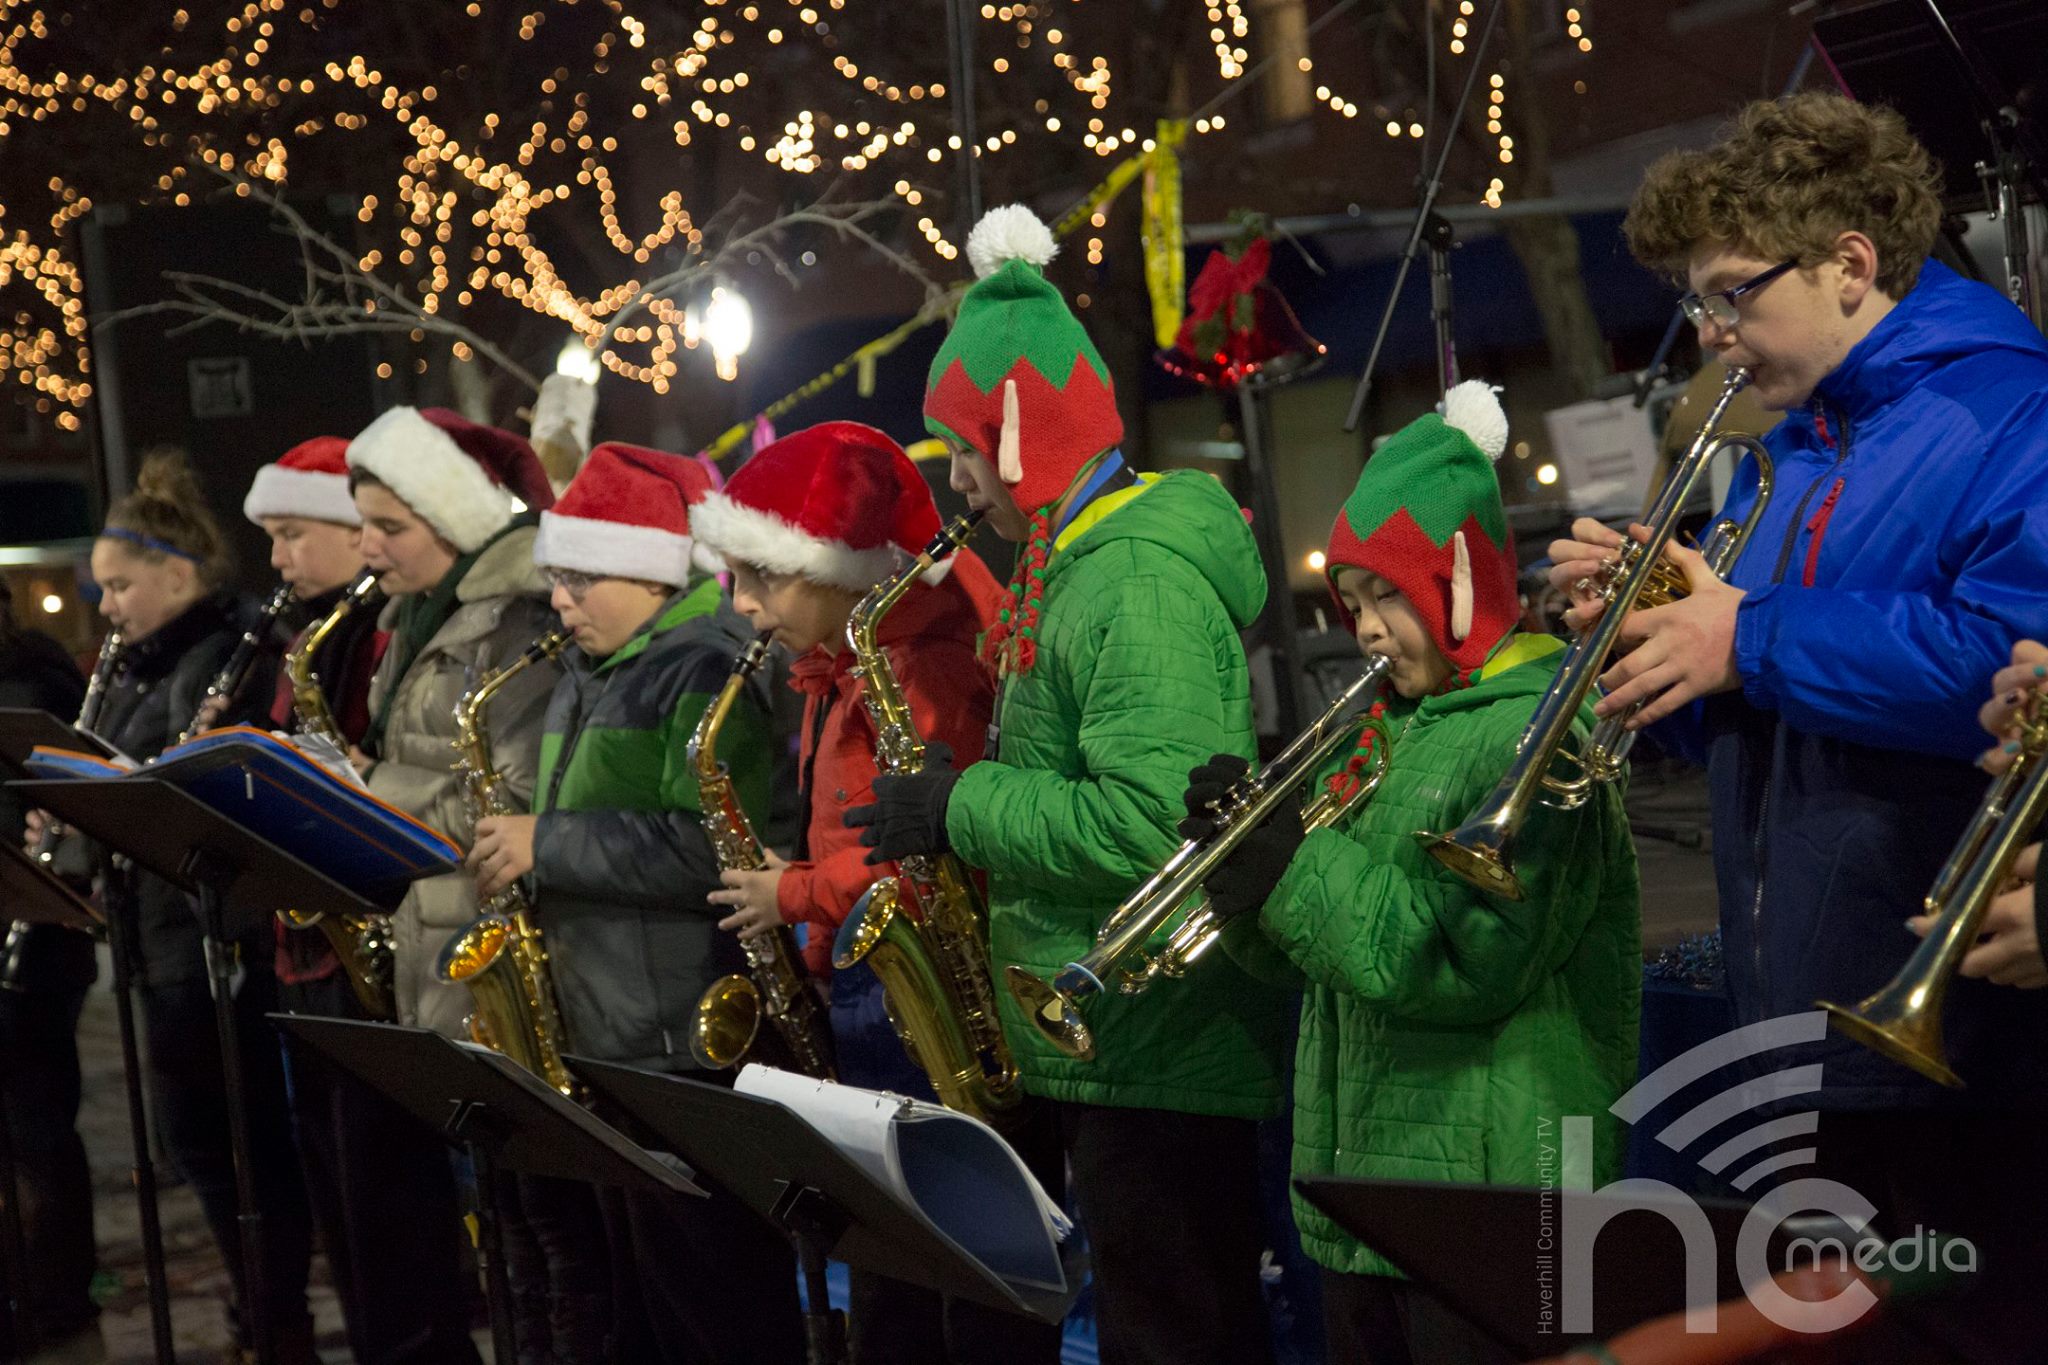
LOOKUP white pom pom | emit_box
[967,205,1058,280]
[1438,379,1509,462]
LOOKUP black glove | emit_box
[845,741,960,864]
[1178,753,1305,922]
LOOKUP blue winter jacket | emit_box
[1704,259,2048,1109]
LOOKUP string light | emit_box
[0,0,1454,411]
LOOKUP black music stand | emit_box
[570,1057,1084,1365]
[271,1018,704,1364]
[0,715,174,1365]
[11,777,417,1365]
[1295,1175,1934,1359]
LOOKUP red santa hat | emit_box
[532,442,722,587]
[690,421,946,591]
[243,436,360,527]
[344,406,555,552]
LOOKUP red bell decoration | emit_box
[1155,233,1325,390]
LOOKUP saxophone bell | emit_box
[833,511,1025,1120]
[687,633,838,1079]
[434,629,575,1093]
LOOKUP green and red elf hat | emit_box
[922,205,1124,517]
[1325,380,1517,675]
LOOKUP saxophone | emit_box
[688,633,837,1078]
[3,629,124,990]
[432,630,575,1096]
[276,570,397,1020]
[832,513,1021,1121]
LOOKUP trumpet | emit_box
[1420,367,1773,901]
[1006,654,1393,1062]
[1819,692,2048,1088]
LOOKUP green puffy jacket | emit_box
[1259,633,1641,1276]
[947,468,1296,1119]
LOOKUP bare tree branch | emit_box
[93,166,946,399]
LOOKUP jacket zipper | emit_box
[540,671,603,815]
[1768,398,1853,586]
[1800,478,1846,588]
[1752,399,1853,996]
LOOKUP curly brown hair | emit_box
[1624,93,1943,299]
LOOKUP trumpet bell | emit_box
[1004,965,1097,1062]
[1418,824,1526,902]
[1818,990,1962,1090]
[691,973,764,1071]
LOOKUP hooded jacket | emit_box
[779,548,1003,978]
[1702,259,2048,1107]
[945,469,1296,1118]
[528,579,773,1071]
[93,592,282,986]
[1259,633,1641,1276]
[362,525,561,1038]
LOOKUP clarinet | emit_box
[176,584,294,745]
[3,628,125,990]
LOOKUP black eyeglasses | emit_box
[1680,259,1798,329]
[543,566,602,600]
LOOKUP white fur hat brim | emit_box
[243,465,361,527]
[346,407,515,552]
[689,492,903,593]
[534,512,699,588]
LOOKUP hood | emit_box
[1388,631,1568,724]
[1047,468,1266,631]
[1812,259,2048,421]
[880,544,1003,650]
[790,545,1004,693]
[455,521,548,604]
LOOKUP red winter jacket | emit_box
[778,548,1002,976]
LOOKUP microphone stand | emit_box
[1343,0,1508,432]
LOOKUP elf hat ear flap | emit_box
[998,378,1023,484]
[1451,529,1473,642]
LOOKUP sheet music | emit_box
[736,1065,1069,1294]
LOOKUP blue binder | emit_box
[25,726,460,893]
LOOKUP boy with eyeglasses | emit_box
[1549,92,2048,1362]
[468,444,802,1358]
[467,441,803,1365]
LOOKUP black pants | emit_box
[610,1181,803,1365]
[142,960,317,1361]
[498,1171,615,1365]
[1318,1272,1517,1365]
[1811,1109,2048,1365]
[1054,1100,1274,1365]
[0,939,98,1351]
[279,970,482,1365]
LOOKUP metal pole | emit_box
[941,0,982,243]
[1237,381,1305,742]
